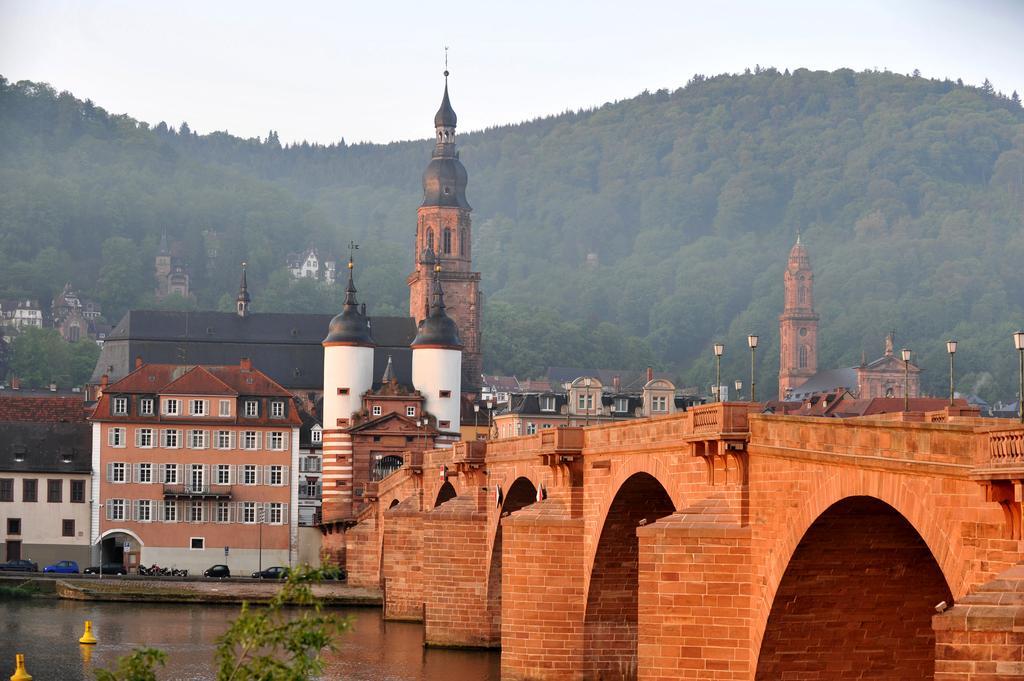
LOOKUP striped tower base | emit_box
[321,428,354,521]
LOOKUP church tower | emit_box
[778,235,819,399]
[408,71,482,392]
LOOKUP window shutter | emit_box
[157,465,166,484]
[255,466,262,486]
[133,463,141,483]
[282,503,288,524]
[178,464,185,484]
[281,432,289,450]
[282,466,289,487]
[106,462,113,482]
[255,432,262,450]
[105,499,112,520]
[134,428,142,447]
[229,431,237,450]
[202,464,209,486]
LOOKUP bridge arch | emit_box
[434,480,457,508]
[486,476,539,643]
[756,494,954,680]
[584,471,676,680]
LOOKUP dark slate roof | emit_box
[787,368,859,400]
[422,156,470,209]
[412,276,462,349]
[91,310,416,390]
[0,422,91,473]
[434,81,457,128]
[501,392,568,417]
[545,367,671,394]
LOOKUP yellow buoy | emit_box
[10,653,32,681]
[79,620,97,645]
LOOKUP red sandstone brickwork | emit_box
[756,496,952,680]
[638,499,753,681]
[585,473,675,680]
[422,490,494,647]
[343,513,379,588]
[502,499,587,680]
[382,500,426,621]
[934,564,1024,680]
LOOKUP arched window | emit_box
[798,286,806,304]
[799,346,808,369]
[460,228,467,256]
[426,229,434,253]
[443,228,452,254]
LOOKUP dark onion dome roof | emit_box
[237,264,251,303]
[422,156,470,209]
[434,81,457,128]
[324,261,374,346]
[412,268,462,349]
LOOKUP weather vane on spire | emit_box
[444,46,449,78]
[348,240,359,267]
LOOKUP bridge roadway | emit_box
[324,402,1024,680]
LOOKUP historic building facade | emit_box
[90,360,300,573]
[407,75,482,392]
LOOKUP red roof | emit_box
[106,362,291,397]
[849,397,969,416]
[0,394,87,423]
[161,365,236,395]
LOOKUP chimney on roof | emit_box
[646,367,654,382]
[613,375,621,391]
[100,374,108,389]
[240,357,252,371]
[11,377,20,390]
[135,356,143,370]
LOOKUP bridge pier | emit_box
[637,506,753,680]
[382,500,425,621]
[501,499,587,680]
[423,489,497,647]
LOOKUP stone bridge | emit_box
[342,402,1024,680]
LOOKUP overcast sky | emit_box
[1,0,1022,145]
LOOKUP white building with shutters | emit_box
[90,360,300,574]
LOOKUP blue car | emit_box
[43,560,80,574]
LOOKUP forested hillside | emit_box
[1,68,1023,399]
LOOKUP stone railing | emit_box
[988,428,1024,465]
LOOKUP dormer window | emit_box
[244,401,258,418]
[112,397,128,416]
[540,396,556,412]
[311,427,322,444]
[164,398,180,416]
[652,396,668,412]
[372,406,382,416]
[140,398,154,416]
[270,401,285,418]
[614,398,629,413]
[189,399,207,416]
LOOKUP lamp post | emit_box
[734,379,743,401]
[901,348,912,411]
[584,377,592,427]
[486,399,494,438]
[473,403,480,440]
[713,343,724,402]
[748,334,759,402]
[1015,331,1024,423]
[946,340,957,407]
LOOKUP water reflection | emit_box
[0,600,499,680]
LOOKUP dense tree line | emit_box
[1,69,1022,399]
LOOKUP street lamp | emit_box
[473,403,480,440]
[946,340,957,407]
[748,334,759,402]
[901,348,912,411]
[713,343,724,402]
[584,377,593,427]
[1014,331,1024,423]
[734,379,743,401]
[486,399,494,438]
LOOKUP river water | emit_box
[0,599,500,680]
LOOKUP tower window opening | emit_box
[799,286,806,304]
[443,228,452,254]
[460,229,467,256]
[799,346,809,369]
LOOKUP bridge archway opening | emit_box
[584,472,675,680]
[487,477,538,643]
[388,498,400,509]
[434,480,457,508]
[756,495,952,680]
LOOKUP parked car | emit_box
[251,566,288,579]
[43,560,80,574]
[83,563,127,575]
[322,565,347,581]
[204,564,230,578]
[0,559,38,572]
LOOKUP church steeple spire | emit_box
[778,234,819,399]
[236,262,251,318]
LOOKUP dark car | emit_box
[251,566,288,579]
[83,563,127,575]
[204,564,230,578]
[0,559,38,572]
[322,565,347,581]
[43,560,80,574]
